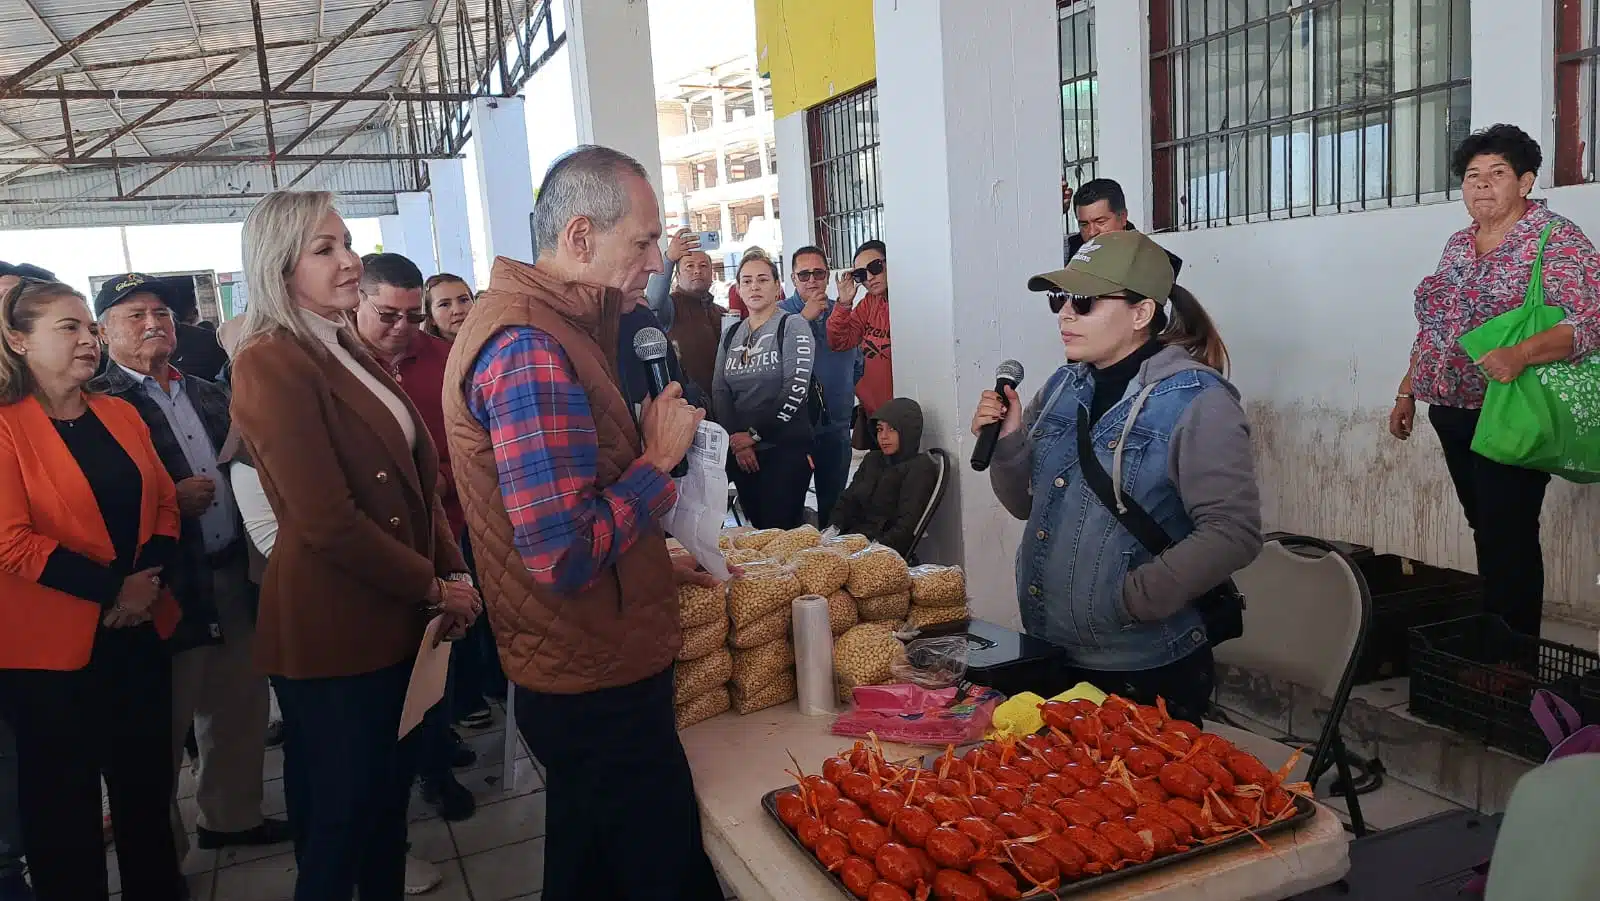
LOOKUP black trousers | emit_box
[730,442,812,530]
[516,668,722,901]
[1059,646,1216,728]
[272,659,416,901]
[0,626,184,901]
[1429,405,1551,637]
[450,527,503,711]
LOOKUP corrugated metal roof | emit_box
[0,0,548,227]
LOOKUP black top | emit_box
[1089,338,1166,427]
[35,407,176,608]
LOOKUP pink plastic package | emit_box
[831,683,1004,745]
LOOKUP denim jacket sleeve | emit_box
[1122,385,1264,622]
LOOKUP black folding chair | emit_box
[903,448,950,565]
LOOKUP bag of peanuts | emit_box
[792,546,851,596]
[833,623,906,704]
[821,532,871,555]
[732,528,783,551]
[826,589,860,636]
[677,616,730,661]
[908,564,967,607]
[907,603,970,630]
[729,605,790,649]
[722,547,768,568]
[718,526,756,551]
[731,638,795,692]
[845,544,911,598]
[674,647,732,704]
[732,668,797,715]
[761,524,823,562]
[678,581,727,630]
[727,561,803,627]
[857,590,910,623]
[675,685,731,730]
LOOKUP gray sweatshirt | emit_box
[712,312,814,447]
[987,345,1263,623]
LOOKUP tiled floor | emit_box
[108,704,739,901]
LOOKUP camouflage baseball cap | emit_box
[1028,230,1175,301]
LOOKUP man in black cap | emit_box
[0,261,53,901]
[88,274,289,865]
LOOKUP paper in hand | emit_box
[399,615,451,738]
[660,420,731,582]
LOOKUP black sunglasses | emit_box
[794,268,829,283]
[1047,290,1128,316]
[851,259,886,284]
[363,298,429,325]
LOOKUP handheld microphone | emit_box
[970,360,1025,472]
[632,327,688,478]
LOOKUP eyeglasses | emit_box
[363,298,428,325]
[1047,290,1128,316]
[794,268,829,283]
[850,259,886,284]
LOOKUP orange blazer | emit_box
[0,393,182,671]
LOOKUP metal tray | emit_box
[760,787,1317,898]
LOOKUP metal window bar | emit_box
[808,83,883,269]
[1060,1,1100,234]
[1555,0,1598,185]
[1150,0,1469,230]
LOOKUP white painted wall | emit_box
[427,159,476,287]
[471,97,538,265]
[522,45,580,194]
[395,192,437,275]
[565,0,664,198]
[378,215,405,257]
[775,111,815,258]
[874,0,1065,630]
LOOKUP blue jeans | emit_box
[810,428,853,527]
[0,719,21,880]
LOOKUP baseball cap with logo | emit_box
[1027,230,1175,302]
[93,272,177,318]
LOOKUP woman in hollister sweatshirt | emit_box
[713,249,815,529]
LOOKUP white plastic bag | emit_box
[660,421,732,581]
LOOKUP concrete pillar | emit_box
[874,0,1064,629]
[471,96,537,264]
[1472,0,1555,187]
[378,215,406,257]
[395,192,436,275]
[719,202,734,243]
[763,192,775,223]
[774,112,815,259]
[427,158,476,286]
[564,0,664,197]
[1094,0,1154,230]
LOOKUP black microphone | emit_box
[970,360,1025,472]
[633,327,688,478]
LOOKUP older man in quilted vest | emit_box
[442,145,722,901]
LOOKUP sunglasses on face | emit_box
[364,298,428,325]
[794,268,829,283]
[1047,290,1128,316]
[851,259,887,284]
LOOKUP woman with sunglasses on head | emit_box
[230,191,481,900]
[0,279,188,900]
[713,249,816,529]
[422,273,475,342]
[827,240,892,418]
[971,231,1262,726]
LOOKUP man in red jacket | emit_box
[827,239,892,416]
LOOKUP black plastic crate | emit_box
[1409,614,1600,761]
[1353,555,1484,683]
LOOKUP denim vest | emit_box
[1015,364,1213,670]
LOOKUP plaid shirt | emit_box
[467,326,677,594]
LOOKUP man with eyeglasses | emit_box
[352,253,483,830]
[779,245,861,524]
[88,273,291,868]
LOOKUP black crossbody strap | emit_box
[1075,405,1174,556]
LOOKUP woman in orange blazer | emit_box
[0,280,187,901]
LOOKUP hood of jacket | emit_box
[872,397,923,462]
[1135,344,1237,401]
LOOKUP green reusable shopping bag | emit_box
[1458,223,1600,483]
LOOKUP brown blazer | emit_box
[230,326,465,680]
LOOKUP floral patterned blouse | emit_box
[1412,200,1600,409]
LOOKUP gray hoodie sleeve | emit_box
[646,258,677,331]
[987,382,1053,521]
[1122,385,1264,623]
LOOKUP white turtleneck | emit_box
[299,309,416,451]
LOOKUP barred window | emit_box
[1060,1,1099,233]
[1151,0,1471,231]
[808,83,883,269]
[1556,0,1598,185]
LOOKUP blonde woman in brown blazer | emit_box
[229,191,481,901]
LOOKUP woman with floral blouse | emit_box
[1389,124,1600,638]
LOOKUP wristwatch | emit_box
[747,427,762,445]
[445,572,473,584]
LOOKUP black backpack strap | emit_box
[1075,405,1173,556]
